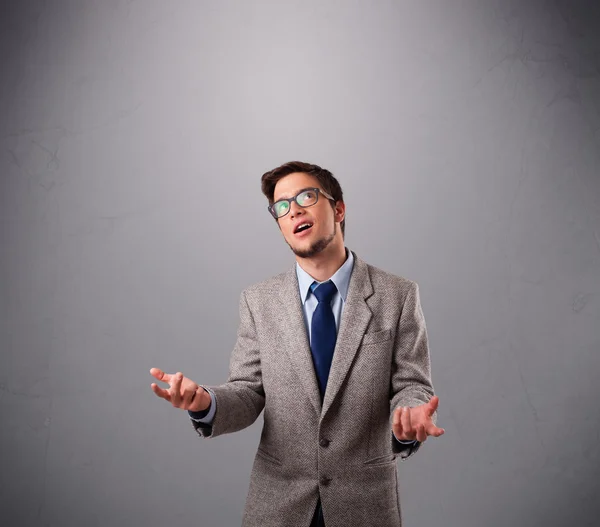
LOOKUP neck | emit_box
[295,238,347,282]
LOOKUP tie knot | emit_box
[313,280,337,303]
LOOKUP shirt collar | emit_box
[296,248,354,305]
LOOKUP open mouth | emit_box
[294,222,314,236]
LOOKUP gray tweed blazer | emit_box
[192,250,437,527]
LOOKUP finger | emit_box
[170,372,183,406]
[151,382,172,402]
[427,395,439,416]
[150,368,172,385]
[401,407,415,440]
[392,407,405,440]
[182,380,199,407]
[425,422,445,437]
[416,423,427,443]
[189,386,207,412]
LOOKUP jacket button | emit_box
[320,476,331,485]
[319,438,330,447]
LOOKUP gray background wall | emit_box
[1,1,599,526]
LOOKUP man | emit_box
[150,161,444,527]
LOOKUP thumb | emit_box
[150,367,172,384]
[427,395,439,415]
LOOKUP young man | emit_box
[150,161,444,527]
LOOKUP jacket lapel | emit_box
[278,251,374,419]
[321,252,373,417]
[279,267,323,417]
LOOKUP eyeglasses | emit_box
[268,187,335,219]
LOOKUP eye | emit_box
[274,201,289,215]
[298,190,315,204]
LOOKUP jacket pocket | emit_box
[361,328,392,345]
[256,447,283,467]
[363,453,397,466]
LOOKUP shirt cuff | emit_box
[393,429,418,444]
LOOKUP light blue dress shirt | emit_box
[190,248,415,445]
[295,248,354,341]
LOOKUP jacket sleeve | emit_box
[191,289,265,439]
[389,281,437,460]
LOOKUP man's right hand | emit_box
[150,367,211,412]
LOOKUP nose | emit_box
[289,199,305,218]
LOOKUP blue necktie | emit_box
[310,280,338,399]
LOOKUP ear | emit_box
[334,200,345,223]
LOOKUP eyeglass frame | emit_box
[268,187,335,219]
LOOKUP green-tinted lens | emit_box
[273,200,289,217]
[297,190,317,206]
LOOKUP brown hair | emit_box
[261,161,345,236]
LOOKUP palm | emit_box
[392,395,445,443]
[149,367,210,412]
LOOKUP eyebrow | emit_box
[275,187,316,202]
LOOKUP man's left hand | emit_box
[392,395,445,442]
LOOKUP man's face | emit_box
[272,172,343,259]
